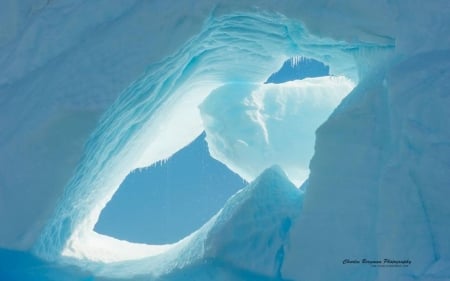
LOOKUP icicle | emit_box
[290,56,303,68]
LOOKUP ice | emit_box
[0,0,210,251]
[203,166,302,277]
[0,0,449,280]
[36,166,299,279]
[0,167,301,281]
[31,11,364,264]
[199,76,355,186]
[282,50,450,281]
[266,57,330,83]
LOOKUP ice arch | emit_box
[33,11,391,269]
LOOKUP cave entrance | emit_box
[94,57,346,245]
[94,132,245,244]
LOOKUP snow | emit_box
[199,76,355,186]
[0,0,449,280]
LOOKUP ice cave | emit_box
[0,1,449,281]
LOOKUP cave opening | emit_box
[94,56,342,245]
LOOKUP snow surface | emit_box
[266,57,330,83]
[0,0,449,280]
[199,76,355,186]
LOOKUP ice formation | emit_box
[0,0,449,281]
[199,77,355,186]
[266,57,330,83]
[283,50,450,281]
[95,132,245,245]
[31,9,364,265]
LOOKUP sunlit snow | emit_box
[200,76,355,186]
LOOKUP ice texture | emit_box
[266,57,330,84]
[0,167,301,280]
[31,11,363,264]
[283,50,450,281]
[0,0,449,280]
[199,77,355,186]
[70,166,300,280]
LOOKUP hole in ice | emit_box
[33,12,361,265]
[94,132,245,244]
[95,56,347,245]
[266,56,330,84]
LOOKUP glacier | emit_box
[0,0,449,281]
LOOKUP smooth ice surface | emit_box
[200,76,355,186]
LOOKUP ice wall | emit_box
[283,50,450,281]
[0,0,213,250]
[60,166,301,280]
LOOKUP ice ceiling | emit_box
[30,10,393,277]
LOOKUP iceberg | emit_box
[32,10,366,265]
[0,0,449,280]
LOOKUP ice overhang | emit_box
[32,11,393,277]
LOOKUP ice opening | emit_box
[31,11,391,277]
[95,132,245,245]
[266,57,330,84]
[94,56,338,246]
